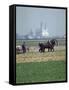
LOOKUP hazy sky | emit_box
[16,6,66,37]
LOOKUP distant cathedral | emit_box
[26,22,49,39]
[38,22,49,38]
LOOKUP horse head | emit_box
[50,39,58,46]
[39,43,44,47]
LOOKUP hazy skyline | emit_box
[16,6,66,37]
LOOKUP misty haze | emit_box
[16,6,66,39]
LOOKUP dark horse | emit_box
[39,39,58,52]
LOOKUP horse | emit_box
[16,44,30,54]
[39,39,58,52]
[16,44,26,54]
[16,45,23,54]
[50,39,58,51]
[39,43,45,52]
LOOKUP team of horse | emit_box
[16,39,58,54]
[39,39,58,52]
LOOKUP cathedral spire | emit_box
[44,23,46,30]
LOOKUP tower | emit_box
[40,22,43,37]
[44,23,46,30]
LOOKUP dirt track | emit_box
[16,46,66,63]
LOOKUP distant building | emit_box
[22,22,49,39]
[35,22,49,39]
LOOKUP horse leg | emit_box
[53,48,54,52]
[48,48,49,52]
[52,47,54,52]
[43,48,45,52]
[39,48,42,53]
[39,48,41,52]
[48,48,50,52]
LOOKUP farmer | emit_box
[22,42,26,53]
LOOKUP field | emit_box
[16,46,65,63]
[16,39,66,84]
[16,61,66,83]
